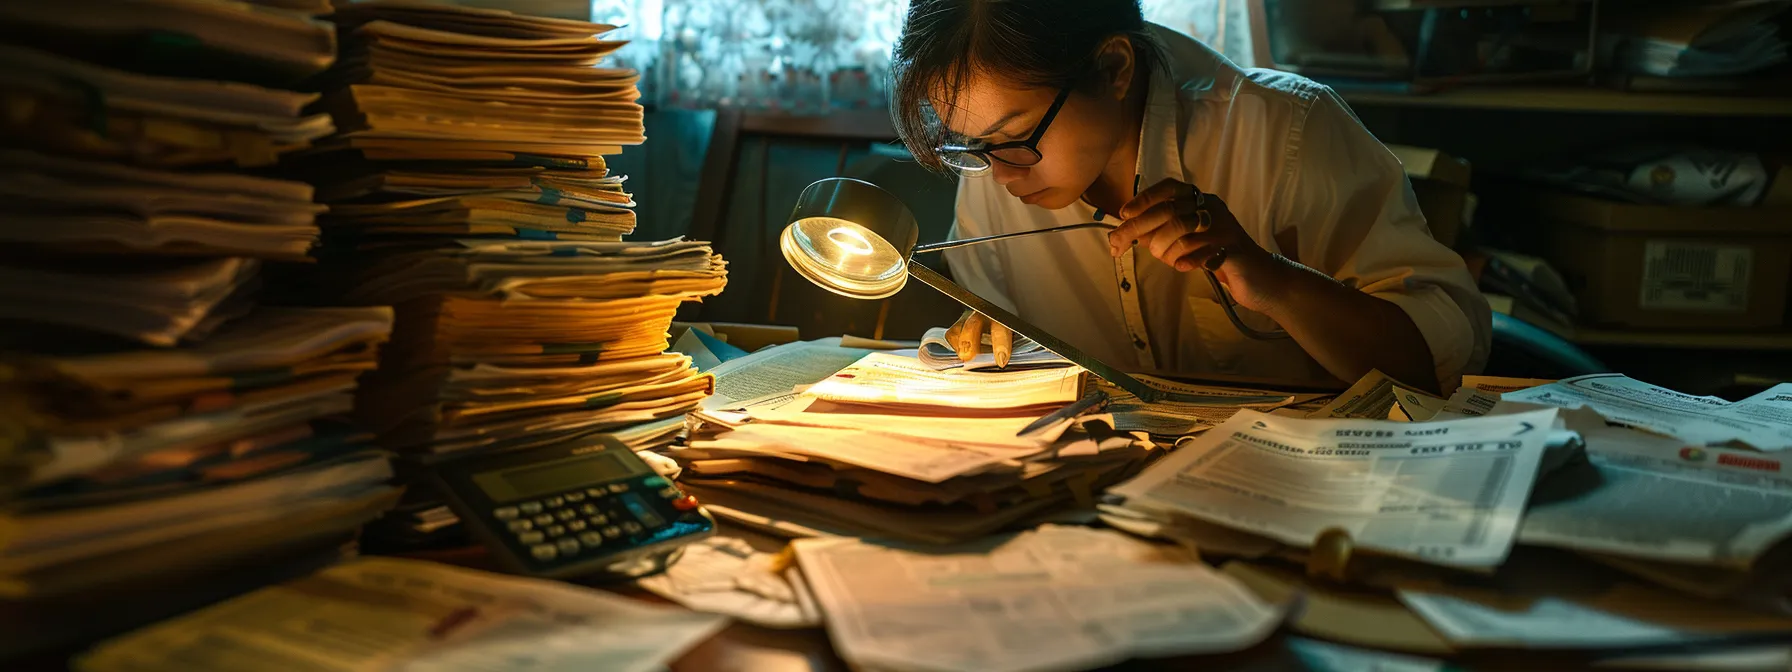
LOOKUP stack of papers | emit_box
[0,308,401,600]
[284,2,725,457]
[309,0,638,164]
[680,351,1163,544]
[74,557,726,672]
[1103,369,1792,661]
[0,11,335,167]
[1605,0,1790,78]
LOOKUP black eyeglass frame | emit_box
[936,84,1074,172]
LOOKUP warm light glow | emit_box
[826,226,875,256]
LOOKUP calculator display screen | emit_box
[471,451,643,502]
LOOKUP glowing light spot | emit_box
[827,226,875,256]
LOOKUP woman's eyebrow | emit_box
[976,109,1029,137]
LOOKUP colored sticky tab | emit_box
[515,228,555,240]
[565,208,586,223]
[549,248,578,257]
[536,186,562,204]
[542,342,605,354]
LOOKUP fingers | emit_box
[1108,200,1182,255]
[958,311,987,362]
[990,321,1012,368]
[1118,178,1195,219]
[945,309,971,359]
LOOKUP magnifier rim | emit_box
[779,220,909,300]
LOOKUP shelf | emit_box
[1538,323,1792,350]
[1340,86,1792,116]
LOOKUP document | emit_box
[635,536,822,629]
[1504,374,1792,450]
[1109,409,1560,568]
[1395,549,1792,649]
[1519,408,1792,567]
[705,338,875,407]
[794,526,1282,672]
[1308,369,1443,420]
[802,352,1083,411]
[75,557,727,672]
[916,327,1071,371]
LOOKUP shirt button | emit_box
[1120,279,1132,292]
[1133,336,1148,350]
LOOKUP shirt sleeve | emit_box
[1269,88,1491,389]
[941,174,1020,314]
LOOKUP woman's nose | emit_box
[990,162,1026,185]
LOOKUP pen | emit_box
[1017,390,1110,437]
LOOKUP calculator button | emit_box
[531,544,557,561]
[658,487,680,499]
[579,503,600,515]
[589,514,609,526]
[507,520,534,533]
[494,507,520,520]
[579,531,604,547]
[557,538,581,554]
[586,488,607,498]
[545,496,564,508]
[556,509,578,521]
[533,514,554,526]
[519,501,543,515]
[546,525,566,538]
[565,491,586,503]
[673,495,701,511]
[622,521,643,534]
[643,476,670,488]
[603,525,622,539]
[567,520,588,532]
[518,531,544,545]
[607,484,628,493]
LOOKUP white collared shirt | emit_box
[943,25,1490,390]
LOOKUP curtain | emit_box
[591,0,1253,112]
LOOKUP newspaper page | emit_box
[1395,549,1792,649]
[1519,407,1792,567]
[75,557,727,672]
[1109,408,1560,568]
[704,338,874,408]
[1504,375,1792,450]
[794,525,1282,672]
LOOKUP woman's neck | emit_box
[1083,69,1151,216]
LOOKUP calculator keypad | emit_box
[498,479,700,566]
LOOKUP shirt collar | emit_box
[1136,54,1187,190]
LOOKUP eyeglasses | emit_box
[937,85,1072,173]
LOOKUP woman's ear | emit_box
[1094,35,1137,100]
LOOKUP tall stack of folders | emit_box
[285,2,726,543]
[0,0,402,657]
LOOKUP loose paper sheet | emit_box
[75,557,726,672]
[1109,408,1559,568]
[794,526,1282,672]
[1518,407,1792,567]
[802,352,1083,410]
[1504,375,1792,450]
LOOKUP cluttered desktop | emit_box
[6,1,1792,671]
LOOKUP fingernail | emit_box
[996,351,1009,368]
[1176,260,1191,271]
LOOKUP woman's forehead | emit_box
[930,71,1060,137]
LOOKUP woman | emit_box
[893,0,1489,393]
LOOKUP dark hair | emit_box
[890,0,1166,171]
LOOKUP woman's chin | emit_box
[1020,189,1076,210]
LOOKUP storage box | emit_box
[1525,190,1792,330]
[1389,145,1473,248]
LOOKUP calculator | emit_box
[429,434,715,579]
